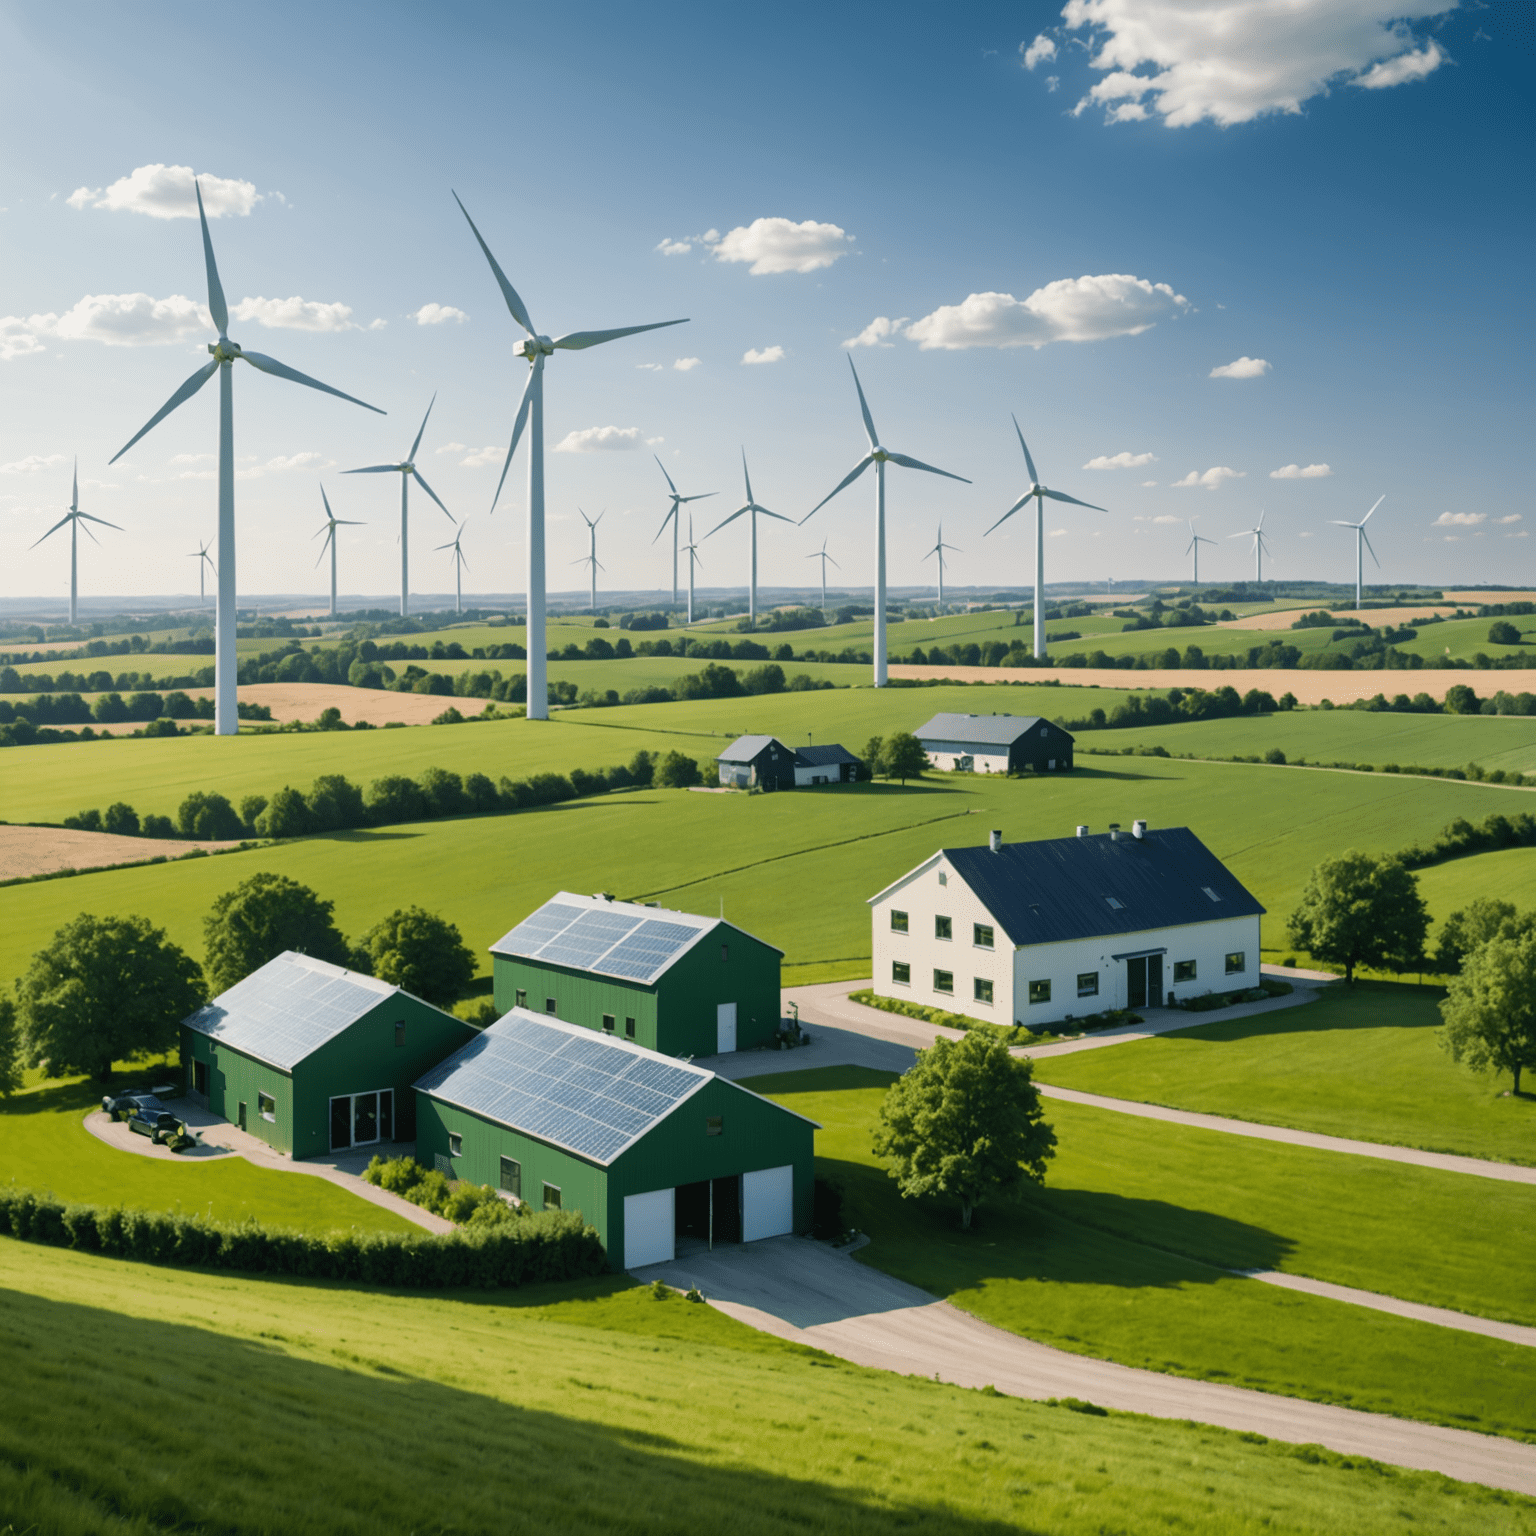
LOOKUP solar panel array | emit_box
[494,898,710,984]
[416,1012,706,1163]
[184,956,389,1070]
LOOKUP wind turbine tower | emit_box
[806,537,839,615]
[109,182,383,735]
[923,524,961,608]
[1185,519,1216,585]
[33,460,120,624]
[802,358,968,686]
[454,193,686,720]
[706,452,793,624]
[572,510,604,614]
[1229,511,1273,585]
[652,455,715,604]
[314,485,363,618]
[1331,496,1384,609]
[682,514,703,625]
[436,520,471,614]
[189,538,215,603]
[984,418,1106,659]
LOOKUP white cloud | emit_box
[655,238,692,257]
[38,293,209,347]
[646,436,665,446]
[461,446,503,468]
[1210,355,1270,379]
[1433,511,1485,527]
[410,303,467,326]
[435,442,467,455]
[553,426,642,453]
[1,453,65,475]
[1152,514,1182,524]
[1269,462,1332,479]
[233,296,377,331]
[1084,450,1157,469]
[1495,514,1522,525]
[0,318,49,360]
[1059,1,1455,128]
[1508,530,1530,539]
[1048,527,1068,537]
[1141,479,1158,487]
[1045,74,1061,92]
[1022,34,1057,69]
[1172,466,1244,490]
[742,345,784,365]
[842,315,910,349]
[709,218,852,275]
[905,274,1189,350]
[672,356,702,371]
[635,363,663,372]
[67,164,259,219]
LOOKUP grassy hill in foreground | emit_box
[0,1242,1523,1535]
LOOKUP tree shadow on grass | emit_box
[0,1286,1025,1536]
[1059,765,1173,782]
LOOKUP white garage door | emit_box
[741,1165,794,1242]
[623,1188,675,1269]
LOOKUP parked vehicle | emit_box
[101,1090,154,1120]
[126,1103,182,1144]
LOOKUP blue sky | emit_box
[1,0,1529,606]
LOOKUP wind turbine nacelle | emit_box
[208,339,242,362]
[518,336,555,359]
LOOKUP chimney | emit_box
[1133,819,1147,840]
[1076,825,1089,838]
[1109,823,1122,842]
[989,829,1003,853]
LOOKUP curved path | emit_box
[634,1236,1536,1497]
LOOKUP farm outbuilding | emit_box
[180,951,477,1159]
[489,892,784,1056]
[717,735,860,789]
[869,822,1264,1028]
[914,712,1075,773]
[414,1009,817,1269]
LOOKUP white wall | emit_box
[919,739,1011,773]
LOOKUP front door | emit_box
[1147,955,1164,1006]
[237,1100,247,1132]
[716,1002,737,1054]
[330,1096,352,1151]
[1126,957,1164,1009]
[353,1092,378,1147]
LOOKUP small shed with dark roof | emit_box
[717,734,798,790]
[793,742,862,785]
[914,712,1075,774]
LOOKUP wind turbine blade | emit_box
[411,468,454,521]
[1362,494,1385,524]
[1362,530,1381,567]
[241,351,385,414]
[1328,520,1357,528]
[452,192,534,334]
[741,449,754,506]
[757,507,795,524]
[342,464,403,475]
[1226,530,1252,540]
[705,505,750,538]
[651,503,678,545]
[1012,415,1039,488]
[409,393,436,463]
[1039,487,1107,512]
[885,451,970,484]
[29,514,72,548]
[76,511,122,530]
[109,359,220,463]
[984,493,1033,537]
[847,356,879,449]
[196,182,229,336]
[491,353,540,513]
[801,455,874,523]
[320,483,335,521]
[314,527,335,567]
[81,520,102,546]
[680,491,717,503]
[654,454,681,497]
[826,552,840,568]
[553,319,687,351]
[71,459,79,511]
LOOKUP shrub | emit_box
[419,767,468,817]
[177,791,243,841]
[308,774,366,830]
[256,785,315,839]
[142,814,176,838]
[366,775,427,824]
[657,751,700,788]
[102,802,140,837]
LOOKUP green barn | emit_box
[414,1008,817,1269]
[180,951,476,1159]
[489,892,783,1057]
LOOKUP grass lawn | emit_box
[0,1063,414,1234]
[1417,845,1536,924]
[1031,982,1536,1165]
[0,1244,1524,1535]
[751,1067,1536,1442]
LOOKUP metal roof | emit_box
[913,712,1071,747]
[796,743,859,767]
[718,734,784,763]
[872,827,1263,947]
[413,1008,713,1165]
[182,952,400,1072]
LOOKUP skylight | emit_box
[1104,896,1124,911]
[1202,886,1222,902]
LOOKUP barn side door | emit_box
[716,1003,737,1053]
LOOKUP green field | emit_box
[754,1068,1535,1441]
[1417,845,1536,922]
[3,1245,1518,1536]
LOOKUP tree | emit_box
[1440,932,1536,1096]
[862,735,884,780]
[1488,621,1521,646]
[1287,850,1429,983]
[357,907,477,1010]
[16,913,204,1080]
[883,730,927,784]
[204,872,351,995]
[628,748,656,787]
[102,802,140,837]
[871,1029,1056,1231]
[256,786,315,838]
[308,774,366,829]
[0,996,20,1096]
[1434,898,1532,974]
[657,751,701,788]
[177,791,243,841]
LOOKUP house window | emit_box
[545,997,557,1015]
[891,909,909,933]
[1104,896,1124,911]
[973,978,993,1004]
[1076,973,1099,998]
[499,1156,521,1199]
[625,1016,636,1039]
[937,871,947,885]
[1202,886,1222,903]
[706,1115,723,1136]
[721,944,729,963]
[935,916,952,941]
[1029,980,1052,1005]
[933,969,954,995]
[973,924,994,950]
[448,1132,462,1158]
[394,1021,406,1047]
[257,1092,276,1122]
[892,961,911,985]
[543,1183,561,1210]
[1225,952,1246,975]
[602,1013,616,1033]
[515,989,527,1009]
[1173,960,1197,983]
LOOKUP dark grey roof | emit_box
[718,734,784,763]
[796,743,859,767]
[914,712,1071,747]
[927,827,1263,947]
[414,1008,711,1165]
[182,952,399,1072]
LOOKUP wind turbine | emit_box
[984,418,1106,659]
[706,452,793,624]
[189,538,216,603]
[1185,519,1216,585]
[923,524,961,608]
[572,510,603,614]
[1229,510,1273,585]
[802,358,968,686]
[682,513,703,625]
[436,520,471,615]
[343,394,452,618]
[806,537,839,615]
[651,455,715,604]
[108,182,383,736]
[1331,496,1384,609]
[454,192,687,721]
[32,460,120,624]
[314,485,363,619]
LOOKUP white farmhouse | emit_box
[868,821,1264,1027]
[913,712,1075,774]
